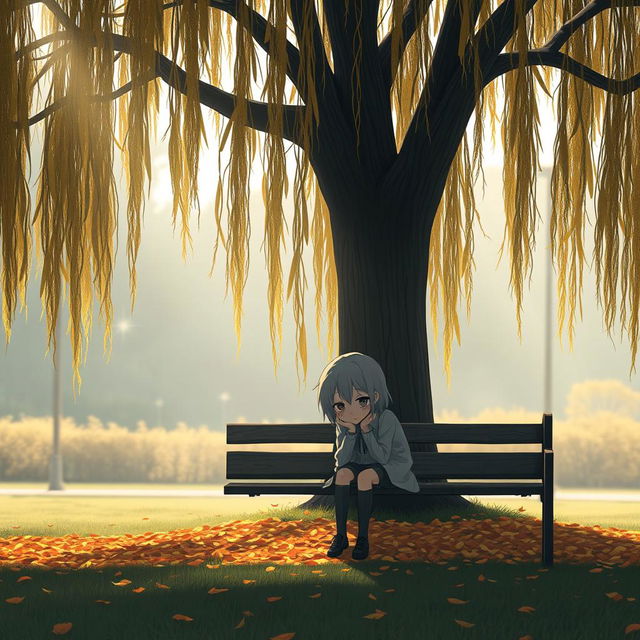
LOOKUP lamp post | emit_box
[48,283,64,491]
[541,166,553,416]
[155,397,164,427]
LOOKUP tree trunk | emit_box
[297,188,474,515]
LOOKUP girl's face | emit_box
[332,387,379,425]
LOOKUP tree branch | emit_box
[542,0,640,53]
[480,0,640,93]
[197,0,304,94]
[287,0,336,96]
[378,0,436,90]
[26,0,304,94]
[426,0,484,107]
[28,1,304,144]
[472,0,540,72]
[483,49,640,95]
[10,68,159,128]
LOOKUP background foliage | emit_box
[1,380,638,487]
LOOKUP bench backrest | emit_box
[226,413,552,481]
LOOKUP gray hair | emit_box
[313,352,392,424]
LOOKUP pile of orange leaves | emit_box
[2,512,639,570]
[2,512,640,637]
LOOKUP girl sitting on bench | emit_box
[315,352,419,560]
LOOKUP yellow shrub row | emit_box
[0,409,638,486]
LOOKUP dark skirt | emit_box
[332,461,393,489]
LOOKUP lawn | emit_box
[0,489,639,639]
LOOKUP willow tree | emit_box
[2,1,639,512]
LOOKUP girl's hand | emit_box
[360,411,375,433]
[336,417,356,433]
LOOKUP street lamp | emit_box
[219,391,230,428]
[116,319,133,335]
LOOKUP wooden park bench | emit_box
[225,413,554,566]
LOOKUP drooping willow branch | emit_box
[484,49,640,95]
[378,0,436,88]
[19,0,305,144]
[23,0,306,91]
[543,0,640,51]
[11,67,158,127]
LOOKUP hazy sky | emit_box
[1,9,637,429]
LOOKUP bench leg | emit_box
[542,454,554,567]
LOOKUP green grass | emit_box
[1,493,639,639]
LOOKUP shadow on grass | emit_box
[228,496,538,527]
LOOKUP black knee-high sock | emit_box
[357,488,373,538]
[334,484,350,537]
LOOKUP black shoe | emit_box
[352,536,369,560]
[327,533,349,558]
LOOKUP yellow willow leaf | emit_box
[52,622,73,635]
[112,579,131,586]
[447,598,469,605]
[265,566,275,572]
[531,65,552,99]
[589,568,604,573]
[242,579,256,584]
[5,597,25,604]
[16,576,32,582]
[384,589,395,593]
[242,610,254,616]
[625,623,640,634]
[41,588,53,594]
[309,593,322,598]
[606,592,624,601]
[132,587,145,593]
[234,618,245,629]
[267,596,283,602]
[363,610,387,620]
[517,606,536,613]
[519,636,534,640]
[155,582,170,589]
[95,600,111,605]
[208,587,229,594]
[172,614,194,621]
[454,619,475,628]
[269,634,296,640]
[405,569,414,575]
[368,593,377,600]
[219,117,233,152]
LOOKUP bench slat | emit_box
[223,481,544,496]
[227,451,543,479]
[227,423,543,444]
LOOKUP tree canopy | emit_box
[2,0,639,397]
